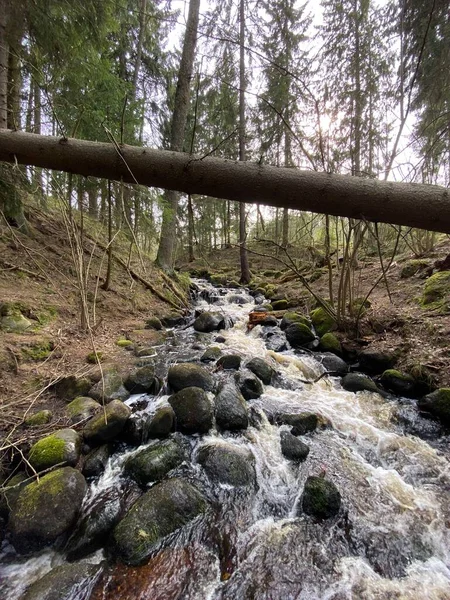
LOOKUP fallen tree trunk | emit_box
[0,129,449,233]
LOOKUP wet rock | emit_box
[66,396,100,424]
[285,323,315,348]
[319,333,342,356]
[144,406,175,439]
[275,412,318,435]
[263,330,288,352]
[24,410,53,427]
[145,316,162,330]
[418,388,450,426]
[29,429,82,472]
[120,414,147,446]
[111,478,207,565]
[168,363,215,392]
[280,431,310,462]
[124,439,185,487]
[301,476,341,519]
[272,299,288,311]
[197,442,256,487]
[310,307,337,337]
[280,312,311,331]
[201,346,223,362]
[358,349,397,375]
[82,444,112,478]
[89,370,130,403]
[341,373,385,396]
[215,335,226,343]
[380,369,416,397]
[261,315,278,327]
[9,467,87,553]
[193,311,224,333]
[65,487,122,561]
[52,376,92,401]
[227,294,248,305]
[319,353,349,375]
[217,354,242,370]
[161,313,185,327]
[169,387,213,434]
[20,563,102,600]
[83,399,131,445]
[245,357,274,385]
[124,365,158,394]
[215,381,249,431]
[235,370,264,400]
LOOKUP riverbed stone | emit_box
[215,381,249,431]
[145,316,162,330]
[245,357,274,385]
[124,365,157,394]
[20,563,102,600]
[310,307,337,337]
[280,312,311,331]
[124,439,185,487]
[380,369,416,397]
[319,333,342,356]
[319,353,349,375]
[217,354,242,370]
[144,406,175,439]
[201,346,223,362]
[358,349,397,375]
[193,312,224,333]
[272,299,288,311]
[52,376,92,401]
[235,370,264,400]
[66,396,100,424]
[111,478,207,565]
[275,412,318,435]
[9,467,87,553]
[301,476,341,519]
[161,312,185,328]
[82,444,112,478]
[197,442,256,487]
[88,370,130,403]
[285,323,315,348]
[418,388,450,426]
[280,431,310,462]
[341,373,385,395]
[169,387,213,434]
[83,399,131,445]
[168,363,215,392]
[29,429,82,472]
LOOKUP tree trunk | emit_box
[0,0,9,129]
[238,0,251,285]
[2,130,450,233]
[155,0,200,271]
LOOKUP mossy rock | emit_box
[168,363,215,393]
[83,399,131,445]
[111,478,207,565]
[24,410,53,427]
[124,439,185,487]
[9,467,87,553]
[319,333,342,355]
[0,473,29,518]
[20,563,102,600]
[86,351,104,364]
[28,429,82,472]
[66,396,100,424]
[418,388,450,426]
[300,476,341,519]
[400,259,433,279]
[210,274,227,286]
[145,316,162,331]
[197,442,256,487]
[272,299,288,311]
[52,376,92,402]
[310,307,337,337]
[116,339,134,348]
[88,369,130,403]
[341,373,385,396]
[261,304,273,312]
[201,346,223,363]
[168,387,213,434]
[264,284,277,299]
[0,302,32,332]
[380,369,416,397]
[280,312,311,331]
[245,357,274,385]
[421,271,450,308]
[21,340,54,361]
[285,323,315,348]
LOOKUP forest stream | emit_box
[1,280,449,600]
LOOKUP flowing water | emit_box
[1,280,449,599]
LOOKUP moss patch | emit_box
[86,351,104,364]
[319,333,341,355]
[29,436,67,470]
[21,340,54,361]
[24,410,53,427]
[421,271,450,309]
[401,259,432,279]
[116,339,134,348]
[310,307,337,336]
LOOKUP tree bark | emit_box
[0,0,10,129]
[1,130,450,233]
[155,0,200,271]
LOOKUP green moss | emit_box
[21,340,53,361]
[283,312,311,327]
[15,469,67,518]
[116,339,134,348]
[272,299,288,311]
[310,307,337,336]
[350,297,371,316]
[0,303,32,332]
[264,284,277,299]
[421,271,450,308]
[35,306,58,326]
[381,369,413,382]
[66,396,99,419]
[210,274,227,286]
[24,410,53,427]
[319,333,341,354]
[145,317,162,331]
[401,259,432,279]
[86,351,104,364]
[29,436,66,470]
[261,304,273,312]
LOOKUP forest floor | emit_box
[1,200,450,460]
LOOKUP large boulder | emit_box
[319,333,342,356]
[285,323,315,348]
[0,303,32,332]
[216,354,242,370]
[341,373,385,396]
[88,369,130,403]
[111,478,207,565]
[280,431,310,462]
[124,365,158,394]
[235,370,264,400]
[24,410,53,427]
[28,429,81,472]
[215,381,249,431]
[280,312,311,331]
[310,307,337,337]
[197,442,256,487]
[20,563,103,600]
[193,312,224,333]
[168,387,213,434]
[9,467,87,553]
[380,369,416,397]
[66,396,100,424]
[83,399,131,445]
[124,439,185,487]
[0,472,29,518]
[319,353,349,375]
[358,350,397,375]
[422,271,450,306]
[245,357,274,385]
[300,476,341,519]
[275,412,318,435]
[168,363,215,393]
[144,406,175,439]
[418,388,450,426]
[52,376,91,401]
